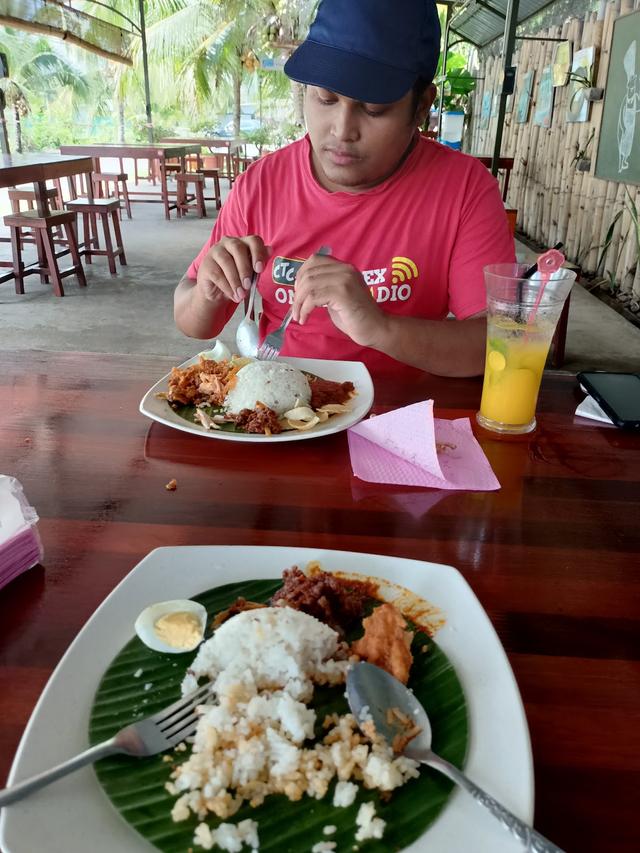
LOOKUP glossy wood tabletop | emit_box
[0,350,638,852]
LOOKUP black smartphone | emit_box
[577,371,640,429]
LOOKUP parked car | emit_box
[213,114,262,138]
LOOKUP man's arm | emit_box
[368,312,486,376]
[174,273,236,339]
[174,236,271,340]
[292,254,487,377]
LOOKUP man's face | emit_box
[304,85,434,193]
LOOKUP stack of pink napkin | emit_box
[348,400,500,490]
[0,475,43,591]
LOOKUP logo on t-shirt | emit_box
[272,256,304,286]
[391,256,418,284]
[270,254,419,304]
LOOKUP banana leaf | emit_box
[89,580,468,852]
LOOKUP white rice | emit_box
[170,607,417,842]
[355,802,386,842]
[223,360,311,416]
[332,780,358,808]
[193,818,259,851]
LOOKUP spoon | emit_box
[346,662,566,853]
[235,271,260,357]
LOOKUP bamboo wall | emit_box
[469,0,640,309]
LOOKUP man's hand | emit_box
[291,252,387,347]
[196,235,271,304]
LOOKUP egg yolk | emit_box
[154,611,202,649]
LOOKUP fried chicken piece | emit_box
[351,603,413,684]
[167,357,238,406]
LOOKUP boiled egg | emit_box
[134,599,207,653]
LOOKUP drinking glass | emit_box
[477,263,576,435]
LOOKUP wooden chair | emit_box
[175,172,207,218]
[548,294,572,369]
[64,198,127,275]
[547,263,579,369]
[475,156,515,202]
[3,209,86,297]
[92,172,132,219]
[196,167,222,209]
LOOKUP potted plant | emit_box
[433,52,477,148]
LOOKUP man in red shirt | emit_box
[175,0,515,377]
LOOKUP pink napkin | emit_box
[347,400,500,490]
[0,475,43,591]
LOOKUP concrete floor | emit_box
[1,172,640,372]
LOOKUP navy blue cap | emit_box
[284,0,441,105]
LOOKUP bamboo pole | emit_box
[564,13,593,256]
[0,15,133,67]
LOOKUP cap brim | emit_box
[284,39,415,104]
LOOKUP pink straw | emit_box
[527,248,565,326]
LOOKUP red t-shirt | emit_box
[187,135,515,374]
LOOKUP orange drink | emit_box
[477,264,576,435]
[479,322,551,429]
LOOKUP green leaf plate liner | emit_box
[89,579,468,852]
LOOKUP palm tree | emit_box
[141,0,318,136]
[0,28,92,151]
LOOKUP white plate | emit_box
[0,547,534,853]
[139,356,374,442]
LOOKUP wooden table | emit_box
[159,137,242,183]
[0,153,94,284]
[59,144,202,219]
[0,351,638,852]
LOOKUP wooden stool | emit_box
[92,172,132,220]
[176,172,207,218]
[65,198,127,275]
[8,187,60,214]
[197,168,222,209]
[3,209,86,297]
[184,153,203,172]
[7,186,66,277]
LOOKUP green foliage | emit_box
[0,0,364,151]
[570,128,595,166]
[20,113,79,151]
[242,123,274,150]
[589,192,640,293]
[434,51,476,112]
[271,120,303,147]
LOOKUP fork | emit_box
[0,681,213,808]
[256,245,331,360]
